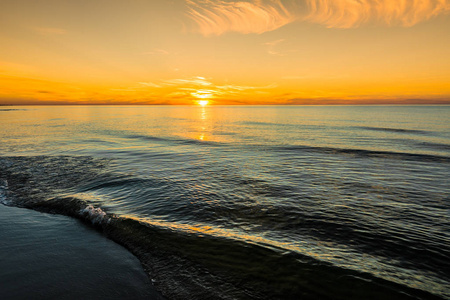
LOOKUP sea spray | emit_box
[0,179,9,205]
[80,204,111,225]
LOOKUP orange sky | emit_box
[1,0,449,105]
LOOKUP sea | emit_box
[0,105,449,300]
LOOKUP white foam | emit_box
[0,179,10,205]
[80,204,110,225]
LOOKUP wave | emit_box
[357,126,431,135]
[0,108,28,111]
[124,134,224,147]
[417,142,450,152]
[208,197,450,276]
[237,123,433,134]
[0,179,9,205]
[0,156,444,299]
[126,134,170,143]
[276,145,450,162]
[125,133,450,163]
[11,197,444,300]
[238,121,280,126]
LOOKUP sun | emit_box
[191,89,213,105]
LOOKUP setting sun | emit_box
[198,100,209,106]
[191,89,213,100]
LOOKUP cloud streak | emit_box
[138,77,212,89]
[185,0,450,35]
[141,49,170,55]
[185,0,295,35]
[135,76,278,101]
[305,0,450,28]
[163,76,213,86]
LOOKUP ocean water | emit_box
[0,105,449,299]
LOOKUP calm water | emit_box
[1,106,449,299]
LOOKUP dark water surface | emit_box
[0,204,163,299]
[1,106,449,299]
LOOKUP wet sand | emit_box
[0,204,164,300]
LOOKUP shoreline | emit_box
[0,203,164,300]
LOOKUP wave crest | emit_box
[0,179,9,205]
[80,204,110,225]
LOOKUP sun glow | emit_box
[0,1,448,106]
[192,89,213,99]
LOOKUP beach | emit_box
[0,203,163,299]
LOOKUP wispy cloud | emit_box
[264,39,286,56]
[216,83,277,92]
[264,39,285,47]
[138,77,212,89]
[163,76,213,86]
[185,0,450,35]
[141,49,170,55]
[134,76,277,100]
[190,89,217,98]
[185,0,295,35]
[138,82,162,88]
[33,27,67,35]
[304,0,450,28]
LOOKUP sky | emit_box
[0,0,449,105]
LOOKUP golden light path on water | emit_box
[122,213,334,263]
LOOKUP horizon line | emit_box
[2,104,449,106]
